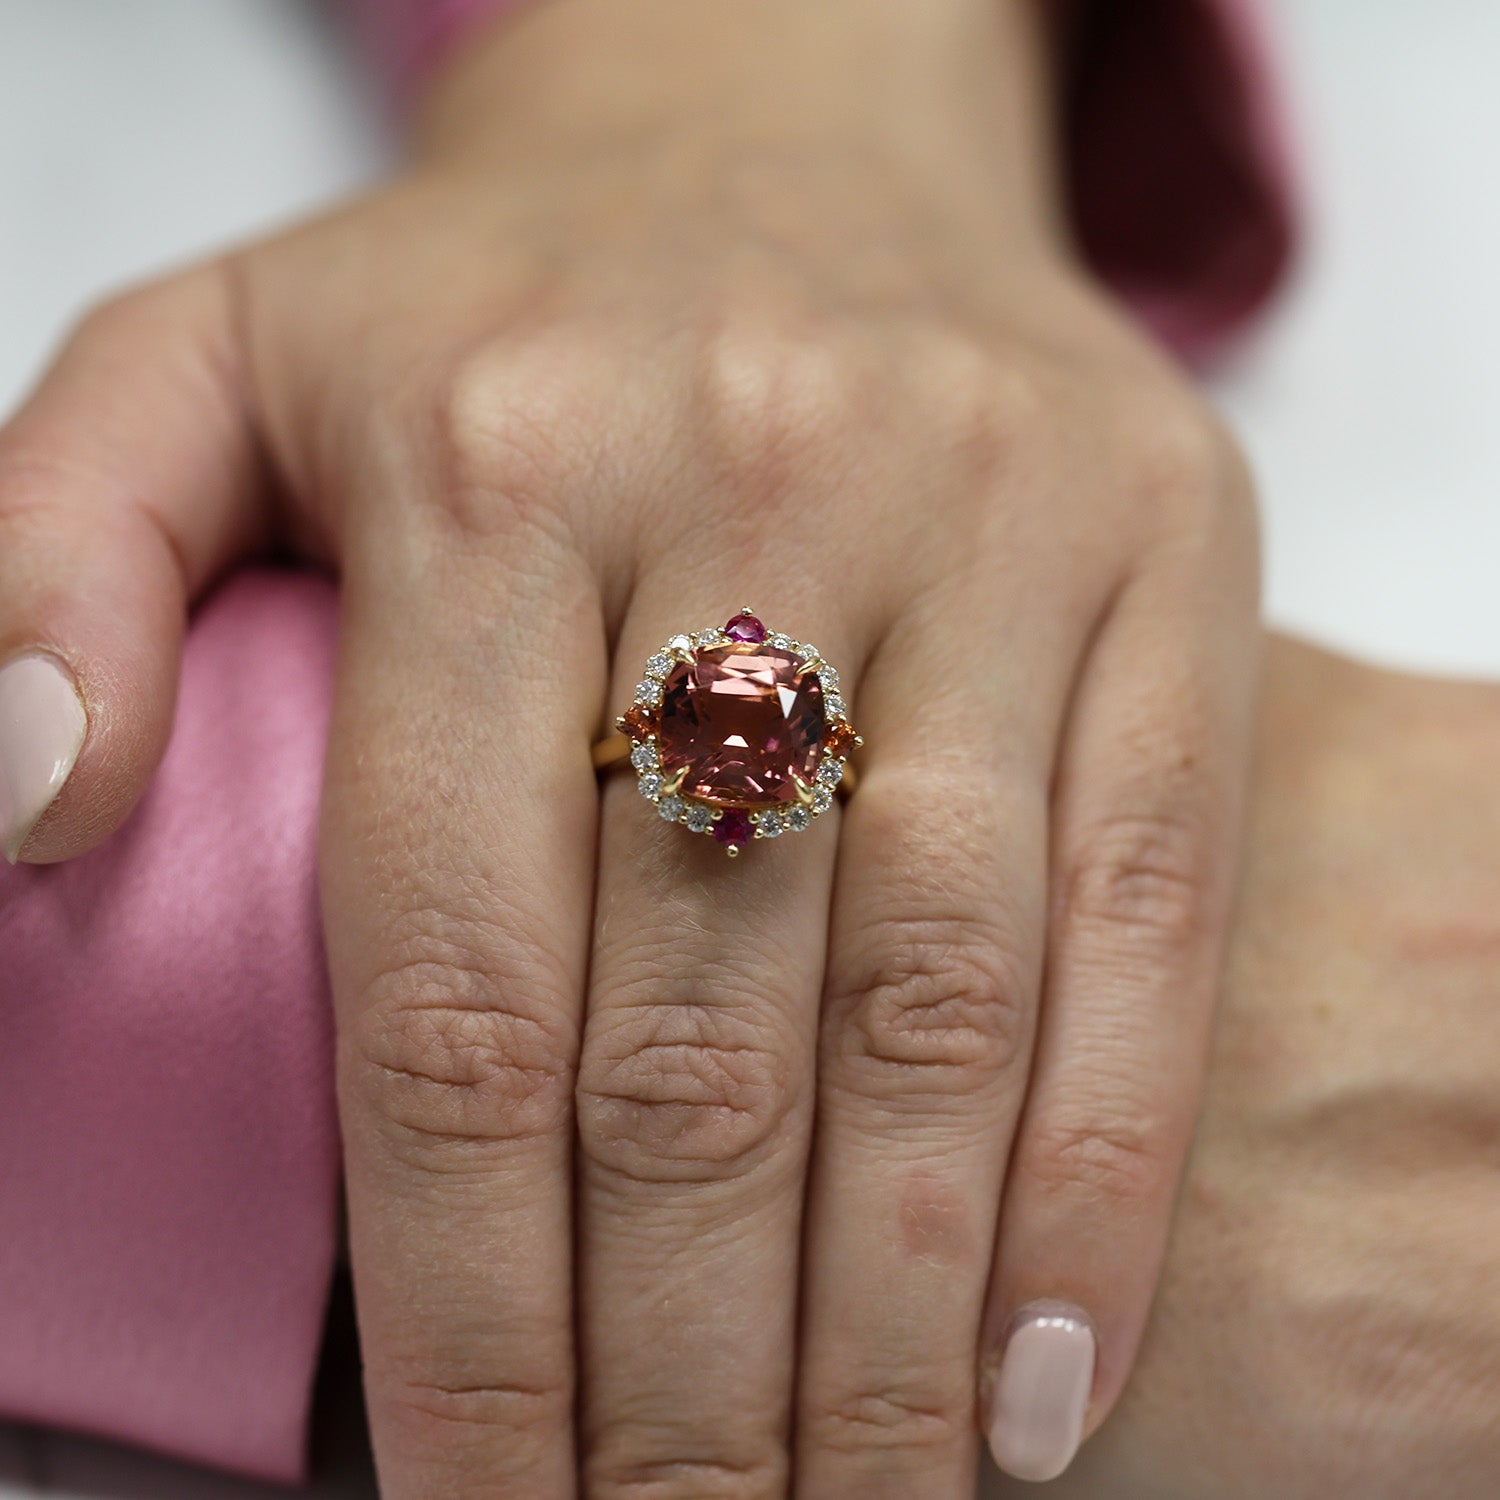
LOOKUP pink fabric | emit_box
[0,0,1299,1484]
[0,575,340,1483]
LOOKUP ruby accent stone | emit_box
[713,809,753,849]
[724,612,767,644]
[659,642,824,806]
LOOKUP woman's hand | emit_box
[989,639,1500,1499]
[0,1,1259,1493]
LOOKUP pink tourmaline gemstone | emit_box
[724,612,767,644]
[713,809,753,849]
[659,642,824,806]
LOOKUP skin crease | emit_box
[0,2,1262,1495]
[985,638,1500,1499]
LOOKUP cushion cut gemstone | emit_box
[659,642,825,806]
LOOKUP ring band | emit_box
[591,609,862,857]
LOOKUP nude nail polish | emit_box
[0,652,87,863]
[985,1301,1096,1483]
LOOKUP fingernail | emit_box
[0,652,88,863]
[985,1300,1096,1484]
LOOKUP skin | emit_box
[0,2,1261,1494]
[985,639,1500,1498]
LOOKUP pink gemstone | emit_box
[713,809,753,849]
[724,612,767,644]
[659,643,824,806]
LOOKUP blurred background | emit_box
[0,0,1496,1494]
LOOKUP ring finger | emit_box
[576,585,858,1498]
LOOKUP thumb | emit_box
[0,264,265,863]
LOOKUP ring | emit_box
[591,609,862,857]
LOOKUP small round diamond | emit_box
[818,666,840,692]
[644,652,672,679]
[769,633,793,650]
[795,642,817,660]
[636,679,663,705]
[693,629,722,649]
[817,758,844,787]
[631,742,660,772]
[812,787,834,814]
[659,795,685,822]
[684,804,713,834]
[638,772,663,799]
[787,805,811,832]
[668,634,692,653]
[756,810,784,838]
[824,694,847,720]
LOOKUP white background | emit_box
[0,1,1496,1494]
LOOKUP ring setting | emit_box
[608,609,861,856]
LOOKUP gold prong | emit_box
[795,656,827,679]
[725,843,741,858]
[740,605,756,617]
[659,765,688,797]
[791,773,816,807]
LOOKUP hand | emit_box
[0,2,1260,1493]
[985,639,1500,1498]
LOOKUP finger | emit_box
[793,583,1082,1500]
[980,544,1258,1483]
[575,593,850,1499]
[0,268,265,862]
[325,516,604,1499]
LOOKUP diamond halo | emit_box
[615,609,862,856]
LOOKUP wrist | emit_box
[414,0,1064,242]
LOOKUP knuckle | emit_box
[587,1451,781,1500]
[1023,1107,1176,1208]
[378,1370,572,1460]
[418,337,599,549]
[692,295,858,495]
[829,774,1036,1101]
[385,1372,571,1433]
[1131,398,1248,526]
[802,1380,969,1459]
[1062,807,1213,954]
[351,943,576,1160]
[576,985,798,1184]
[831,919,1030,1095]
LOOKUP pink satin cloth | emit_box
[0,0,1297,1483]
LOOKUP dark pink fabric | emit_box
[0,0,1298,1483]
[1063,0,1298,356]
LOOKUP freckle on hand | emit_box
[897,1170,977,1267]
